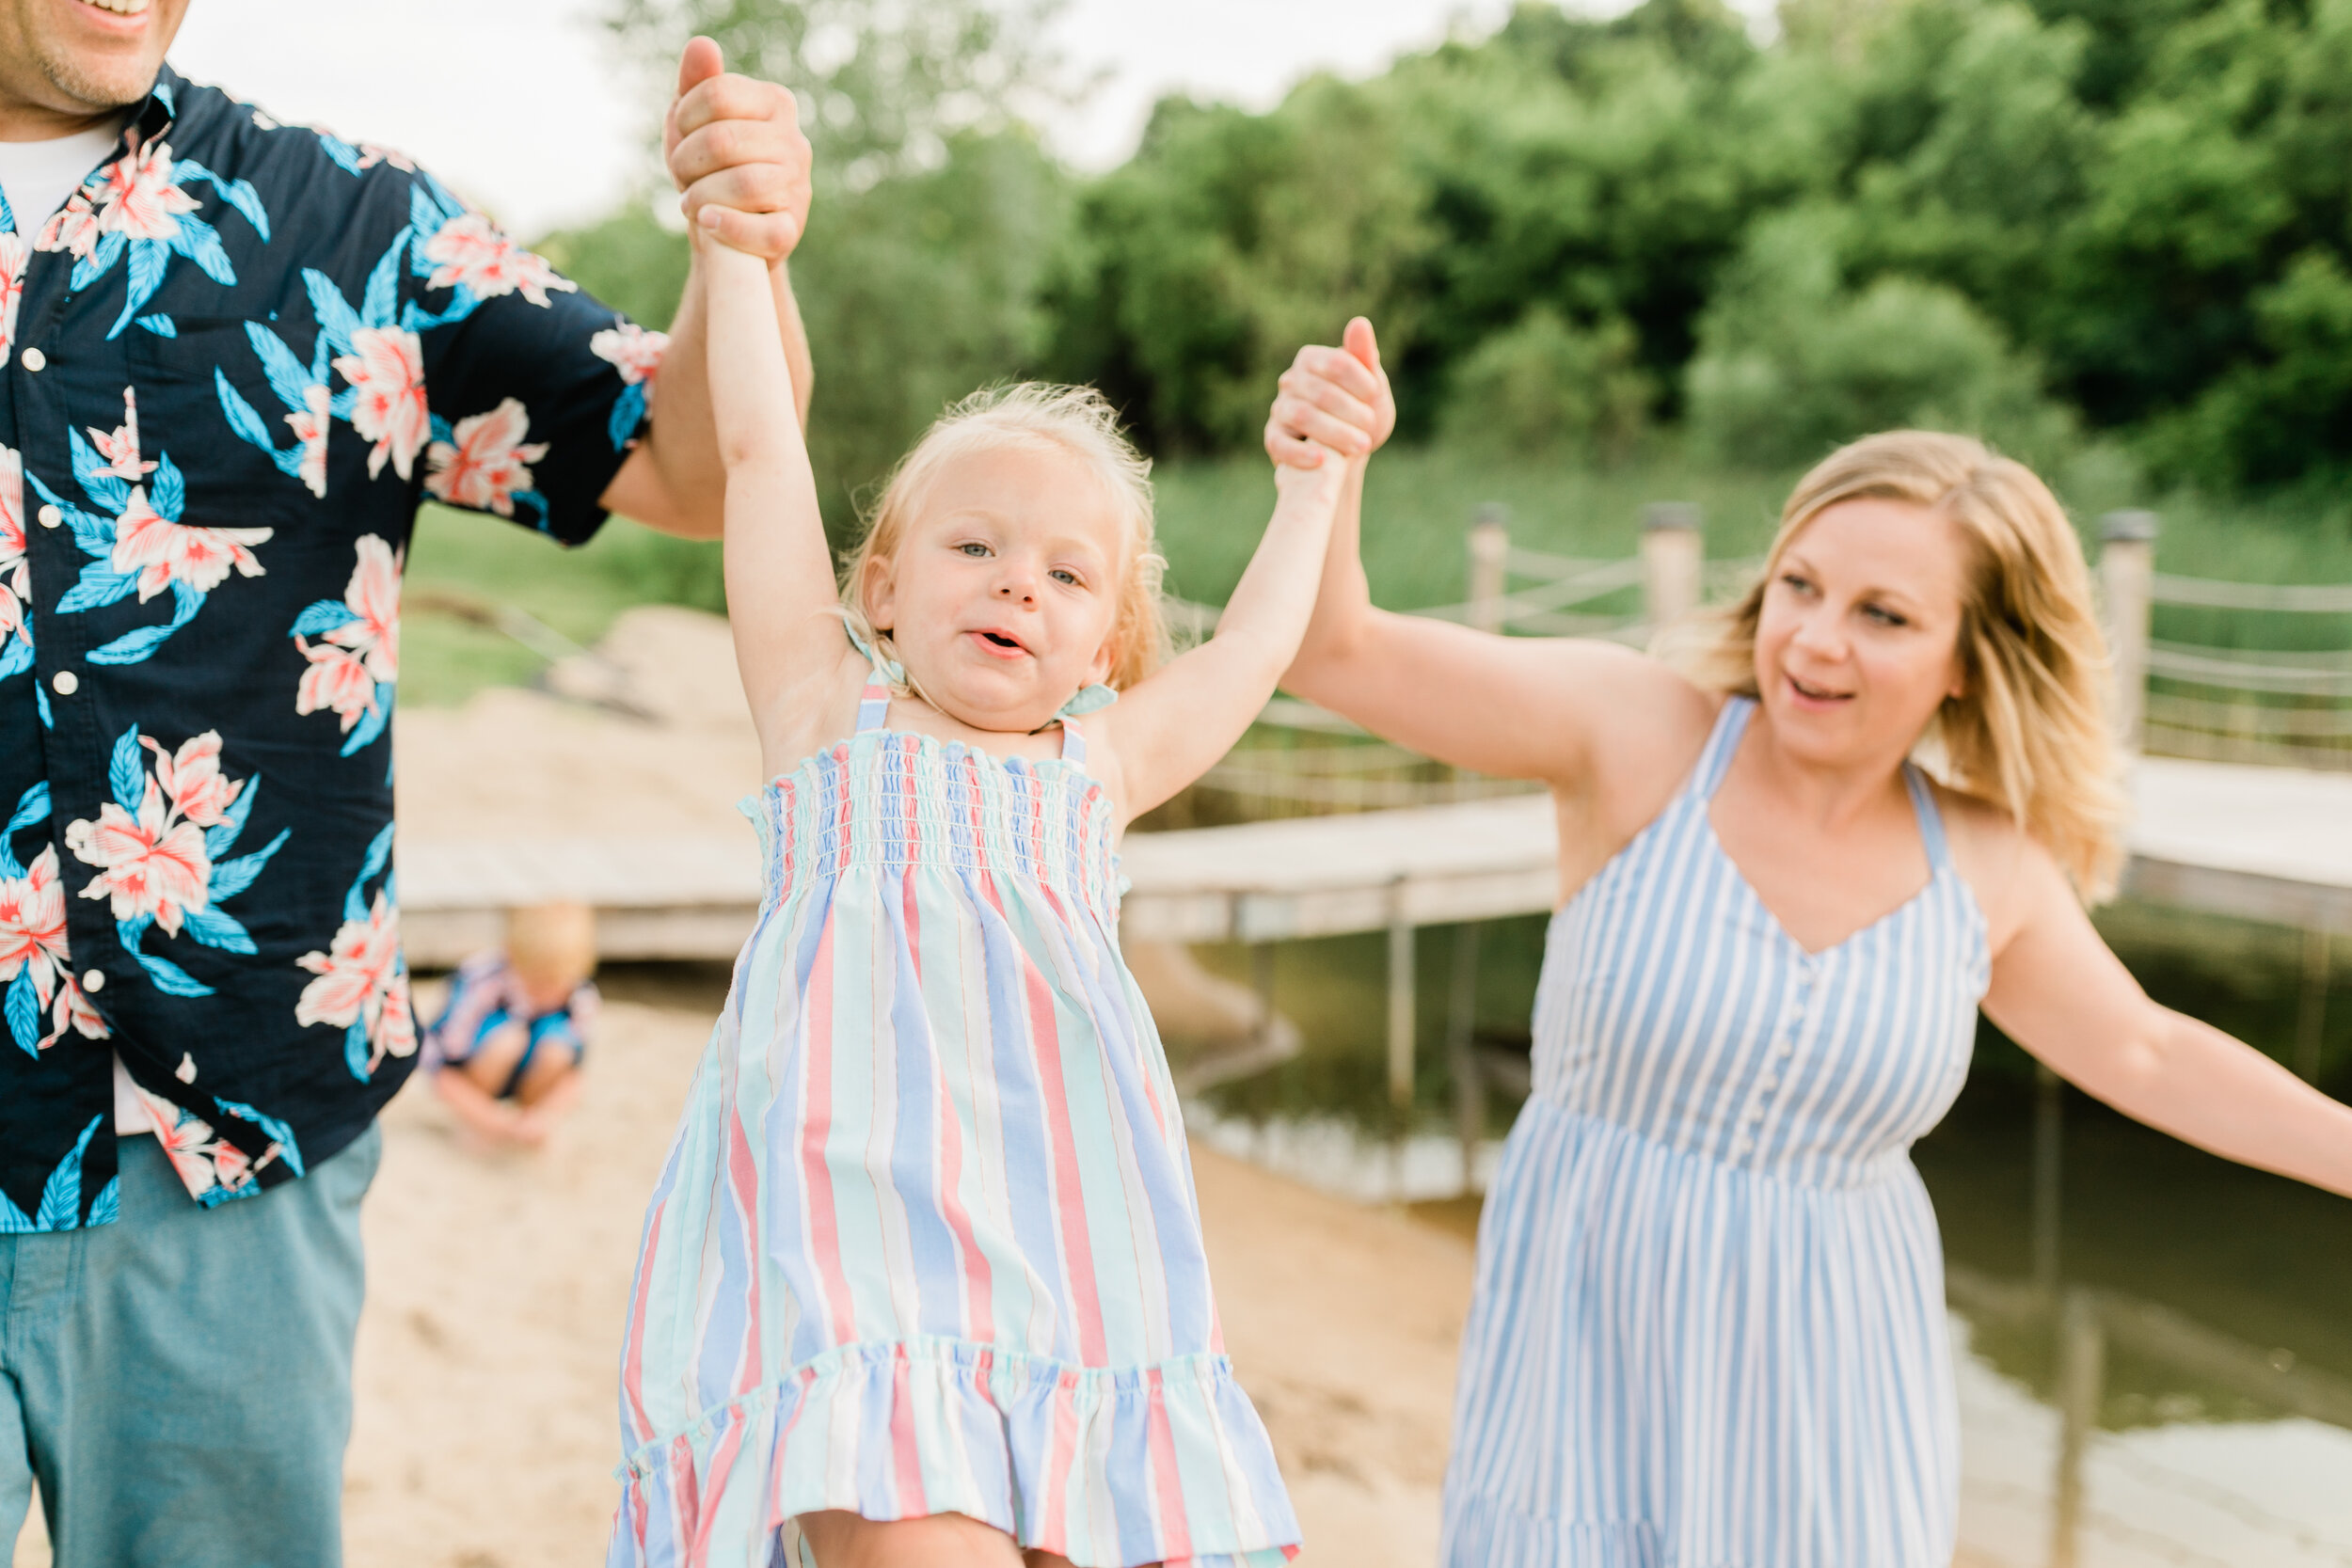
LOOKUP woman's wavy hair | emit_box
[837,383,1169,696]
[1674,431,2127,901]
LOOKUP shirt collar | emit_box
[126,61,183,147]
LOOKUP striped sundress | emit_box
[609,673,1299,1568]
[1443,695,1989,1567]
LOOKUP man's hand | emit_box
[667,37,812,263]
[1266,317,1395,470]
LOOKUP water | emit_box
[1175,899,2352,1567]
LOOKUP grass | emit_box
[399,503,723,707]
[394,445,2352,709]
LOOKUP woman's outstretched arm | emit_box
[1986,839,2352,1197]
[1276,321,1699,791]
[700,222,842,747]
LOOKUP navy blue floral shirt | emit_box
[0,67,668,1228]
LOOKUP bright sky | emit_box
[164,0,1773,238]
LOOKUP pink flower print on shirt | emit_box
[294,535,400,735]
[0,234,25,366]
[0,444,29,669]
[356,144,417,173]
[419,213,575,308]
[0,846,72,1047]
[35,192,100,261]
[287,384,331,499]
[87,387,160,483]
[91,140,201,242]
[65,780,213,937]
[591,322,668,391]
[110,485,272,601]
[296,888,415,1074]
[333,326,428,481]
[137,1088,257,1205]
[423,399,547,516]
[145,730,244,830]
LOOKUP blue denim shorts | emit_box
[0,1122,381,1568]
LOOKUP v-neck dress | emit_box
[610,675,1298,1568]
[1441,696,1990,1567]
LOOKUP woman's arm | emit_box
[1094,442,1355,819]
[1985,839,2352,1198]
[1275,323,1696,789]
[700,223,843,744]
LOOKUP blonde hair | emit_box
[838,384,1169,697]
[1678,431,2128,901]
[504,900,596,990]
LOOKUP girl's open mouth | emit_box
[1788,673,1851,703]
[970,629,1030,658]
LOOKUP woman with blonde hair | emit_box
[1268,322,2352,1567]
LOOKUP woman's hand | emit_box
[1266,317,1394,469]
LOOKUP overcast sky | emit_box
[163,0,1774,237]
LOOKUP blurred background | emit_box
[40,4,2350,1567]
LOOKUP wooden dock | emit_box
[399,754,2352,966]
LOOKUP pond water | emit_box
[1178,898,2352,1568]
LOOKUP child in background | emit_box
[424,900,598,1149]
[605,213,1362,1565]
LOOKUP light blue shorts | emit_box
[0,1122,380,1568]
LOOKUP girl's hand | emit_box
[1272,437,1351,512]
[1265,317,1394,469]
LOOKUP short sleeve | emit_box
[404,175,670,546]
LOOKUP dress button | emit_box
[1758,1074,1780,1092]
[1774,1039,1795,1058]
[19,347,45,372]
[1731,1137,1753,1156]
[1742,1103,1764,1122]
[82,968,104,992]
[36,504,60,529]
[51,670,77,696]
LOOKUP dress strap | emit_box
[855,674,893,734]
[1901,764,1952,871]
[1058,716,1088,767]
[1691,695,1756,800]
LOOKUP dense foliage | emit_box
[562,0,2352,522]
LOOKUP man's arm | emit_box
[599,39,814,541]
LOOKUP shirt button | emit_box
[82,968,104,992]
[1775,1039,1795,1058]
[1743,1103,1764,1122]
[20,347,45,372]
[36,504,60,529]
[51,670,77,696]
[1731,1137,1753,1156]
[1758,1074,1780,1092]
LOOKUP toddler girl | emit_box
[606,221,1357,1566]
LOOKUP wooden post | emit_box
[1468,504,1510,636]
[1251,942,1278,1057]
[2033,1063,2063,1294]
[1641,502,1703,631]
[2100,511,2159,754]
[2048,1289,2106,1568]
[1446,922,1486,1195]
[1388,879,1415,1111]
[1446,505,1509,1173]
[2296,927,2330,1083]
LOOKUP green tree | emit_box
[1438,307,1654,462]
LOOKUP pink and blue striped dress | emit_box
[609,673,1300,1568]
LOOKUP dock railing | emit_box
[1179,503,2352,827]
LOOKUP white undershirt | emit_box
[0,122,120,237]
[0,125,154,1133]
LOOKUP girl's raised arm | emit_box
[700,224,842,741]
[1278,323,1697,791]
[1093,437,1355,822]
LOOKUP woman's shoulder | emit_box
[1925,781,2053,946]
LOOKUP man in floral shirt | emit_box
[0,4,812,1562]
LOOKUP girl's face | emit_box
[1752,498,1971,769]
[865,442,1127,735]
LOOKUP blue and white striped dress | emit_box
[1443,696,1989,1567]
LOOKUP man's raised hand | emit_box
[1265,317,1395,470]
[668,37,813,262]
